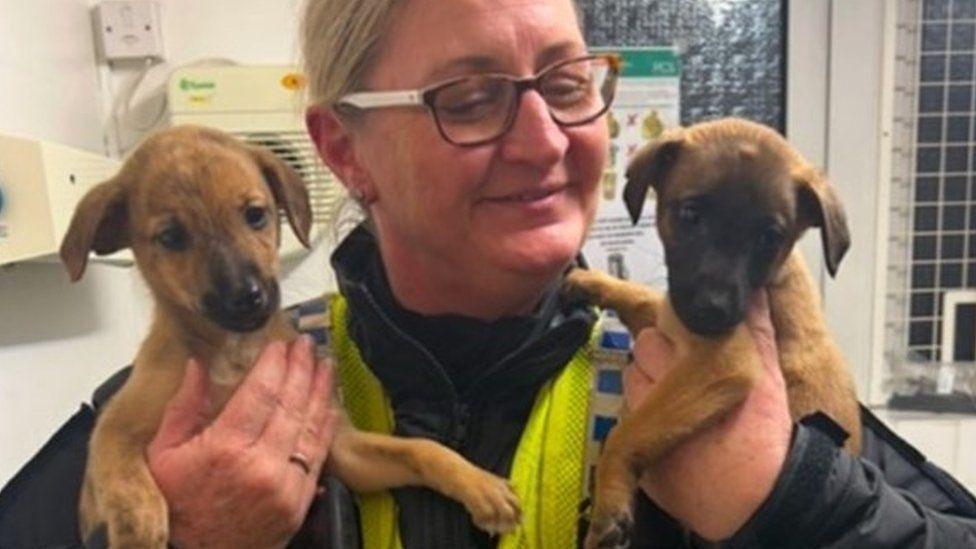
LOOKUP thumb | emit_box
[746,289,775,338]
[150,358,211,451]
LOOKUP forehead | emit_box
[369,0,584,88]
[668,141,796,217]
[136,143,269,212]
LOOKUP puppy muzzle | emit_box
[202,276,280,333]
[672,286,745,336]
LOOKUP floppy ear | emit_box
[623,129,685,225]
[795,166,851,277]
[248,146,312,248]
[59,178,130,282]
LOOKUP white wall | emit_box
[2,0,974,495]
[0,0,332,487]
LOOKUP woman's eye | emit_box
[155,225,190,251]
[245,206,269,230]
[435,80,506,122]
[542,76,590,105]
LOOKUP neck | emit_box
[377,239,561,321]
[150,301,291,387]
[767,250,826,339]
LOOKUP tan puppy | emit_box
[566,118,860,548]
[61,125,519,547]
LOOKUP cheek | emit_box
[139,251,208,307]
[380,119,488,217]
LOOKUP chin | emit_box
[494,225,584,277]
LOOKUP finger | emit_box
[622,360,656,411]
[261,336,316,455]
[295,409,339,509]
[632,328,676,379]
[213,340,289,445]
[746,289,775,337]
[286,359,338,498]
[293,359,337,469]
[745,290,781,376]
[150,359,211,452]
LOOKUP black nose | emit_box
[686,291,741,335]
[228,277,267,315]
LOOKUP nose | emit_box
[498,90,569,166]
[228,275,267,315]
[687,289,742,335]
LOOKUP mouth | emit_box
[202,281,280,334]
[483,184,567,204]
[669,285,745,337]
[677,308,741,337]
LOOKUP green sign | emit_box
[598,48,680,78]
[179,78,216,91]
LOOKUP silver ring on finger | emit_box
[288,452,312,475]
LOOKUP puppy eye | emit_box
[155,225,190,251]
[757,226,785,250]
[244,206,269,230]
[676,201,702,225]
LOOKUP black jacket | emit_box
[3,228,976,547]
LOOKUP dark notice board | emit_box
[578,0,787,132]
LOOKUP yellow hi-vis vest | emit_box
[328,294,602,549]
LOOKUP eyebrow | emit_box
[423,40,587,83]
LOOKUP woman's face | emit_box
[348,0,607,290]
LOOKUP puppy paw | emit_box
[455,470,522,535]
[103,486,169,548]
[563,268,604,304]
[584,507,634,549]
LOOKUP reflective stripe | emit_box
[330,296,401,549]
[329,294,599,549]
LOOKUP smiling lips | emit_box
[485,185,567,203]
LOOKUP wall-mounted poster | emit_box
[582,48,679,290]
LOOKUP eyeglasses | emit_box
[336,54,620,147]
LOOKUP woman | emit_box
[145,0,792,544]
[2,0,975,547]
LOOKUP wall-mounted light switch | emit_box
[92,1,164,61]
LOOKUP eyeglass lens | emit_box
[430,56,616,146]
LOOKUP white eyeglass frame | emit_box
[334,54,621,146]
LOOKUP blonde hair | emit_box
[300,0,400,108]
[300,0,583,108]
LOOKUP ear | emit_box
[795,166,851,277]
[59,178,130,282]
[306,105,376,202]
[248,146,312,248]
[623,129,685,225]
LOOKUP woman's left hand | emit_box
[622,290,793,541]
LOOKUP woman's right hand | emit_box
[147,337,337,548]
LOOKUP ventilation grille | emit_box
[234,130,344,227]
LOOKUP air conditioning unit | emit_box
[0,134,122,267]
[168,65,348,258]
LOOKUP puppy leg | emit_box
[565,268,663,335]
[83,416,169,548]
[585,337,759,549]
[329,416,521,535]
[82,370,179,548]
[767,252,862,454]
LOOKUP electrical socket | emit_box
[92,1,164,61]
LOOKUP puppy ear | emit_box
[59,178,130,282]
[623,129,685,225]
[795,166,850,277]
[249,146,312,248]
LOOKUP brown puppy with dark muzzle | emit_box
[566,117,860,548]
[61,125,520,547]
